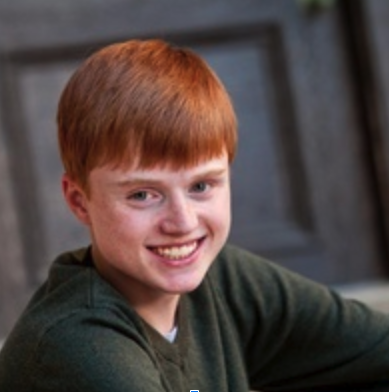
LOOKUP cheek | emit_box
[87,202,124,238]
[210,191,231,232]
[90,204,153,242]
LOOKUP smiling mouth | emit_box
[149,238,203,260]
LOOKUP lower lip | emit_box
[152,238,205,269]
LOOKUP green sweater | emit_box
[1,244,389,391]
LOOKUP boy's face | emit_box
[63,153,231,305]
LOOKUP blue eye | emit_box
[127,190,162,207]
[191,182,208,193]
[129,191,149,201]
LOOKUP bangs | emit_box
[93,46,237,171]
[102,94,236,171]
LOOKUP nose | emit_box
[160,195,198,235]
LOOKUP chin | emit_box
[166,277,204,295]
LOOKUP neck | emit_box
[133,294,180,335]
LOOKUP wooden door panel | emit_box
[19,63,89,283]
[0,137,27,336]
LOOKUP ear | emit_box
[62,173,91,226]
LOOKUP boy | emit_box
[1,39,389,391]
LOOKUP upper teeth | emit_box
[154,241,197,259]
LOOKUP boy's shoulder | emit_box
[1,248,142,361]
[209,243,288,288]
[0,247,149,391]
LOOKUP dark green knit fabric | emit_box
[1,244,389,391]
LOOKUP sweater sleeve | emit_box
[213,245,389,391]
[29,309,166,392]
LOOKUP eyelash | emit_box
[126,189,162,204]
[128,191,150,201]
[190,181,210,193]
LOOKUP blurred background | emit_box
[1,0,389,339]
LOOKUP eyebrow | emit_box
[114,167,228,189]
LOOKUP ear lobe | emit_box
[62,174,91,226]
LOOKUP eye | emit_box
[129,191,150,201]
[190,181,209,193]
[127,190,161,204]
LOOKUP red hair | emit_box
[57,39,237,191]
